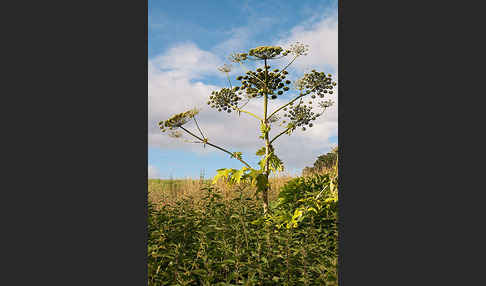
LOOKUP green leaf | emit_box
[222,259,236,264]
[292,209,303,220]
[255,146,266,156]
[231,152,243,160]
[212,168,236,184]
[192,269,207,276]
[232,167,248,184]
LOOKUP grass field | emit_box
[148,175,293,209]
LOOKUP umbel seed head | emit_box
[160,108,200,131]
[248,46,283,59]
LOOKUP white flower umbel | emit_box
[217,63,232,73]
[289,42,309,56]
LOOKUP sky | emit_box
[148,0,338,179]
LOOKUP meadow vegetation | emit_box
[148,162,338,285]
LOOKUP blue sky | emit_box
[148,0,338,179]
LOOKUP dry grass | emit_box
[148,174,294,210]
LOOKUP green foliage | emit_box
[148,179,338,285]
[259,122,271,138]
[265,173,338,229]
[213,167,268,197]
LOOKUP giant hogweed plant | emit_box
[159,43,337,213]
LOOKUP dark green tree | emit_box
[313,146,338,172]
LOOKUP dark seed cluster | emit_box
[234,67,292,100]
[208,88,241,113]
[284,102,320,132]
[300,70,337,98]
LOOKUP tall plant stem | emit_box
[263,58,270,214]
[179,126,252,169]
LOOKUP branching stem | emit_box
[179,126,252,169]
[228,103,263,121]
[269,126,293,145]
[267,92,305,121]
[226,74,233,90]
[275,55,298,78]
[193,117,205,139]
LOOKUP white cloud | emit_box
[150,42,223,79]
[148,14,338,172]
[277,14,338,73]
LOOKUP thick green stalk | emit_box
[263,58,270,214]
